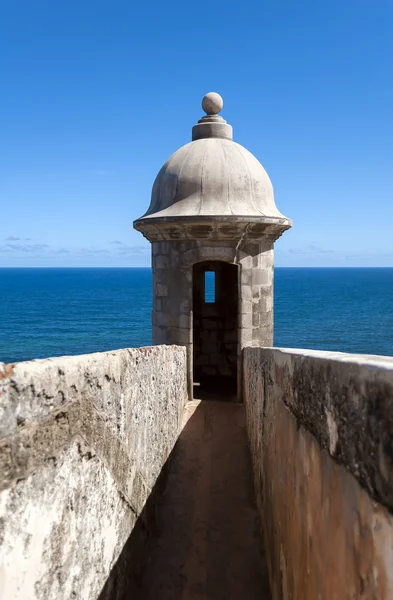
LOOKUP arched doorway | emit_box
[192,261,239,401]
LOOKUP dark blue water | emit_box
[0,268,392,363]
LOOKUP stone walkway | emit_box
[137,400,271,599]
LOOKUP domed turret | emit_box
[134,93,291,240]
[134,93,292,402]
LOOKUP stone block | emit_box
[258,296,273,312]
[160,297,170,312]
[224,330,237,343]
[179,314,190,329]
[194,354,209,367]
[202,319,217,330]
[240,300,253,314]
[180,299,190,314]
[200,330,211,343]
[156,283,168,297]
[202,343,218,355]
[259,312,273,331]
[259,251,274,269]
[199,246,235,262]
[183,249,198,265]
[227,354,238,364]
[174,328,190,344]
[252,269,270,286]
[225,343,237,353]
[252,285,261,300]
[258,283,272,296]
[184,268,192,283]
[252,311,260,327]
[152,326,167,344]
[240,313,253,329]
[210,354,221,366]
[240,255,253,269]
[202,366,216,376]
[253,326,272,346]
[170,314,180,327]
[154,269,167,284]
[155,254,169,269]
[160,242,170,254]
[155,312,171,327]
[241,269,252,286]
[215,247,235,262]
[239,327,253,346]
[241,285,252,300]
[219,366,232,377]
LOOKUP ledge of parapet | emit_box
[0,344,185,370]
[243,346,393,513]
[244,346,393,369]
[0,345,187,431]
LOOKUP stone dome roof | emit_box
[134,93,291,232]
[144,138,282,219]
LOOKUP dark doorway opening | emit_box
[193,261,238,402]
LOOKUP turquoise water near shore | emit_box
[0,268,392,363]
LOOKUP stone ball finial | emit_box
[202,92,223,115]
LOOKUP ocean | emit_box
[0,267,392,364]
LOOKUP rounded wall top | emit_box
[134,92,292,237]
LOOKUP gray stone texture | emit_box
[150,238,275,396]
[0,346,188,599]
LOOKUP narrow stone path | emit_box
[137,400,271,599]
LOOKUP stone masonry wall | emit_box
[151,238,274,396]
[244,347,393,600]
[0,345,188,600]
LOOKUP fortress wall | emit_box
[243,347,393,600]
[0,345,188,600]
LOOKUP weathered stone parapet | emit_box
[243,347,393,599]
[0,345,188,599]
[245,347,393,508]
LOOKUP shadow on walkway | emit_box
[193,377,238,403]
[98,401,271,600]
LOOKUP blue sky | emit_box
[1,0,392,267]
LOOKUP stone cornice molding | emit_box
[134,216,291,243]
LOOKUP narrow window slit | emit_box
[205,271,215,303]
